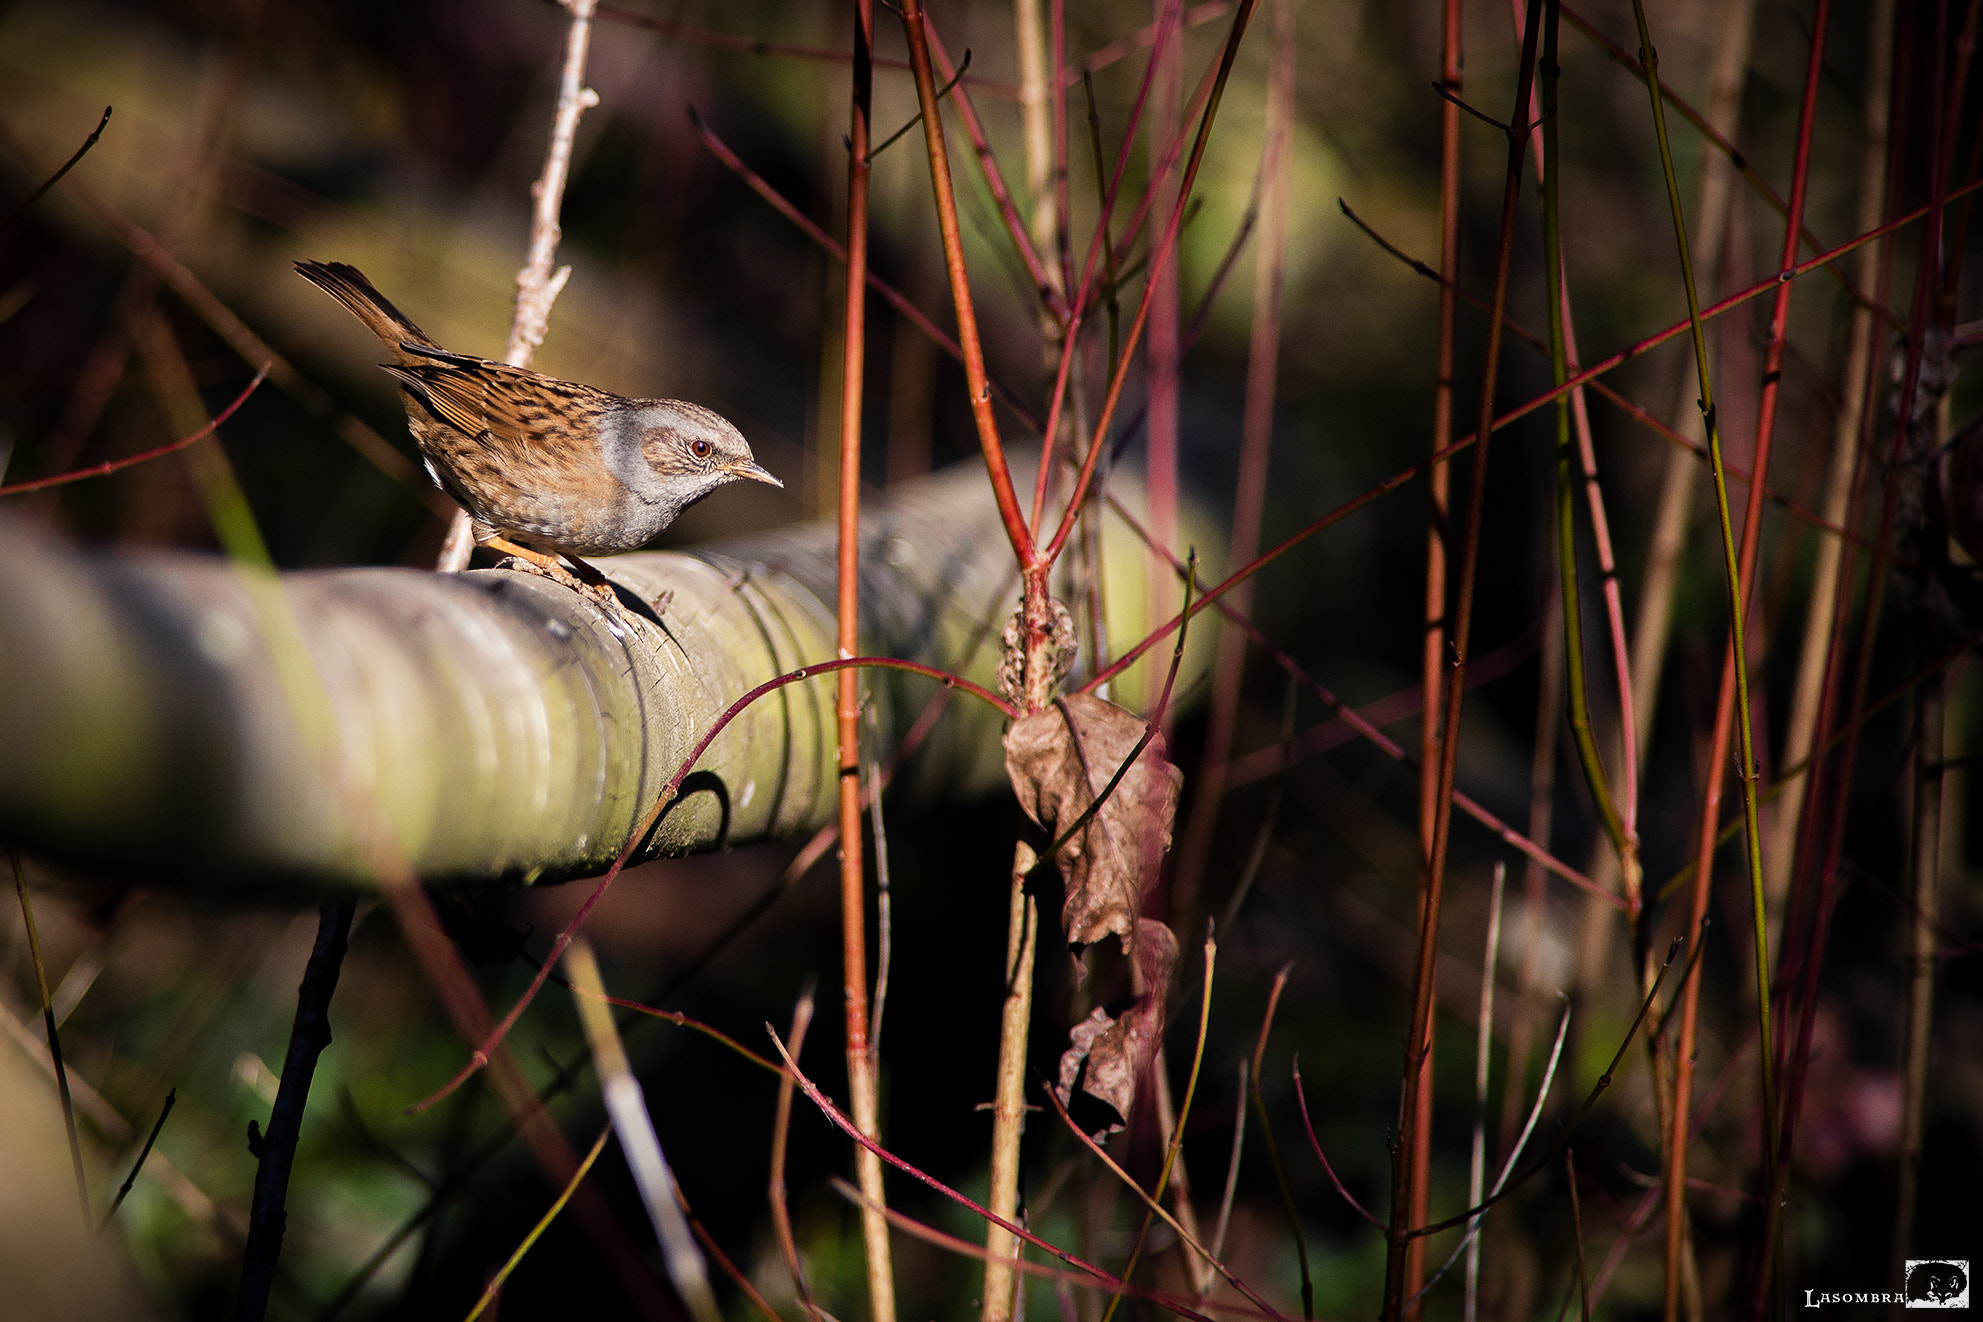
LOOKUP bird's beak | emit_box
[726,460,784,489]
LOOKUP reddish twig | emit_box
[1043,0,1259,566]
[895,0,1035,575]
[1336,198,1870,548]
[0,366,269,496]
[1290,1058,1383,1228]
[685,109,1045,435]
[1079,177,1983,704]
[409,655,1013,1113]
[833,5,897,1314]
[764,1030,1227,1322]
[1385,1,1542,1314]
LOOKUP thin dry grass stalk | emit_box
[1616,0,1756,789]
[1644,0,1835,1306]
[566,939,722,1322]
[463,1125,613,1322]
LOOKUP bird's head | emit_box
[628,399,782,514]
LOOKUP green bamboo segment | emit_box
[0,463,1079,888]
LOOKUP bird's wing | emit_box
[387,346,608,457]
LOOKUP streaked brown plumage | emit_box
[294,260,781,581]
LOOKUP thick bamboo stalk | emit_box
[0,463,1033,888]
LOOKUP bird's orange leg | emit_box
[478,534,624,614]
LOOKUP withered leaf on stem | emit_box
[1004,693,1183,1134]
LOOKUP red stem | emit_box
[767,1033,1229,1322]
[1044,0,1261,565]
[1079,175,1983,702]
[0,366,268,496]
[688,109,1046,435]
[1407,0,1464,1304]
[409,655,1013,1113]
[1385,2,1542,1314]
[895,0,1035,571]
[833,3,894,1313]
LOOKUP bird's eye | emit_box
[690,438,713,459]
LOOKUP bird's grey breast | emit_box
[598,405,684,540]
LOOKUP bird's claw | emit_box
[496,554,636,624]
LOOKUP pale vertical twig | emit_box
[1889,666,1943,1294]
[1013,0,1059,295]
[981,842,1041,1322]
[1465,863,1507,1322]
[564,940,721,1322]
[437,0,601,572]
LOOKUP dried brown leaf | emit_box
[1053,919,1179,1132]
[1005,693,1184,1132]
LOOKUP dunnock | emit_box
[295,260,780,611]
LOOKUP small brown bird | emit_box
[295,260,780,609]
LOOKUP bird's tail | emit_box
[293,260,437,350]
